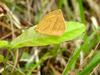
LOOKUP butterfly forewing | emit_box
[36,15,57,33]
[35,9,65,36]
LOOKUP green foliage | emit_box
[78,51,100,75]
[0,1,99,75]
[2,70,24,75]
[62,46,82,75]
[0,55,4,63]
[26,44,62,75]
[10,21,86,49]
[62,32,99,75]
[0,40,9,48]
[20,52,31,62]
[78,0,86,23]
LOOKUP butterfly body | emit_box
[35,9,65,36]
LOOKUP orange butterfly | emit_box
[35,9,65,36]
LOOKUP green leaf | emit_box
[62,47,82,75]
[10,21,86,49]
[0,55,4,63]
[78,51,100,75]
[0,40,9,48]
[20,52,31,62]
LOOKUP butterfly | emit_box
[35,9,65,36]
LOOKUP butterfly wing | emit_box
[50,10,65,36]
[35,9,65,36]
[35,15,57,34]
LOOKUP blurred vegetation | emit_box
[0,0,100,75]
